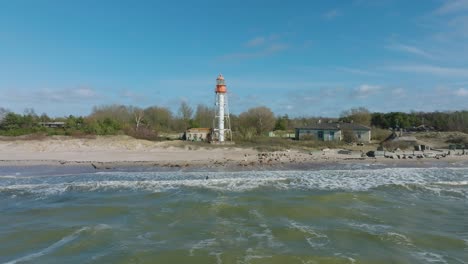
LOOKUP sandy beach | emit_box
[1,135,467,170]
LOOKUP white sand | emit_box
[0,135,466,168]
[0,136,258,163]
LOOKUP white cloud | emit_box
[323,9,341,20]
[391,88,405,96]
[6,87,100,104]
[435,0,468,15]
[220,32,290,61]
[447,15,468,38]
[267,33,281,41]
[387,44,435,59]
[245,37,265,47]
[122,90,145,101]
[353,84,381,98]
[321,87,345,97]
[337,67,381,76]
[430,15,468,45]
[389,64,468,77]
[73,88,96,98]
[218,43,288,61]
[264,43,288,52]
[455,88,468,96]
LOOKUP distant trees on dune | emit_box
[340,107,372,127]
[370,111,468,133]
[0,104,467,139]
[339,107,468,134]
[0,103,217,139]
[238,107,276,136]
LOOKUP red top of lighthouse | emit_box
[215,74,227,93]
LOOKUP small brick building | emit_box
[185,128,212,142]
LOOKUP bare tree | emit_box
[128,106,145,130]
[0,107,9,123]
[342,128,357,143]
[194,104,215,128]
[144,106,173,132]
[90,104,132,125]
[238,106,276,135]
[178,101,193,130]
[39,113,51,123]
[23,108,37,117]
[341,107,371,126]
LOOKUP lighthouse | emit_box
[213,74,232,143]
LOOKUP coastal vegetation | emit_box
[1,104,468,144]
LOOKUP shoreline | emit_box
[2,157,468,174]
[1,136,467,173]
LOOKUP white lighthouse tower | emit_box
[213,74,232,143]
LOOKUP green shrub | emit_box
[446,135,468,144]
[125,127,160,141]
[342,128,357,143]
[371,128,392,141]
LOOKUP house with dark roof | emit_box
[295,121,371,142]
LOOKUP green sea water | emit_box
[1,166,467,263]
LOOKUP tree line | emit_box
[340,107,468,133]
[1,104,467,139]
[0,103,279,139]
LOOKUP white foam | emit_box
[333,253,357,264]
[382,232,413,246]
[249,210,283,249]
[1,167,467,197]
[413,252,448,263]
[242,248,272,263]
[209,252,223,264]
[288,220,327,238]
[0,175,21,179]
[288,220,329,248]
[2,223,112,264]
[189,238,217,256]
[347,222,391,235]
[3,227,89,264]
[434,181,468,186]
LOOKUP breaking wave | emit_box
[0,167,467,198]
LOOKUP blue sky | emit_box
[1,0,468,117]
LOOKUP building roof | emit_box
[296,122,371,131]
[39,122,65,126]
[186,128,211,132]
[39,122,66,125]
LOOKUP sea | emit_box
[1,164,467,263]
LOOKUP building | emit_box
[295,122,371,142]
[268,130,295,138]
[39,122,65,128]
[185,128,212,141]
